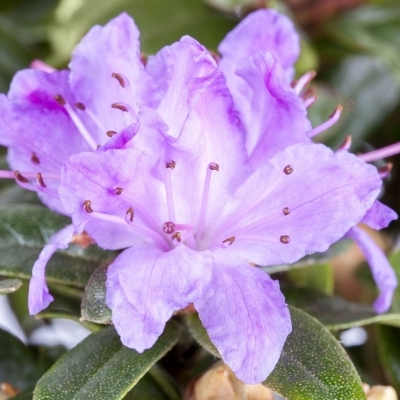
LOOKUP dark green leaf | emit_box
[0,204,116,287]
[185,308,365,399]
[377,325,400,393]
[0,277,23,294]
[12,388,34,400]
[283,287,400,330]
[81,264,112,325]
[0,328,42,390]
[33,321,182,400]
[36,311,102,333]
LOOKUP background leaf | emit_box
[33,321,182,400]
[0,278,23,294]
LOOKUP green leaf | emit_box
[49,0,237,65]
[33,321,182,400]
[185,308,365,399]
[286,263,334,294]
[36,311,102,333]
[11,388,34,400]
[377,325,400,393]
[0,277,23,294]
[283,287,400,330]
[81,264,112,325]
[0,204,116,287]
[0,328,42,390]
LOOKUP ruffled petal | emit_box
[69,13,156,136]
[219,9,299,82]
[195,257,291,384]
[361,200,398,230]
[232,52,311,167]
[346,226,397,313]
[28,224,75,315]
[106,244,213,351]
[146,36,217,139]
[210,143,382,266]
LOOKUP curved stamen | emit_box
[358,141,400,163]
[303,94,318,109]
[337,135,352,152]
[293,71,316,95]
[197,162,219,240]
[307,105,343,138]
[54,94,97,150]
[378,163,393,178]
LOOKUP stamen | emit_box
[197,162,219,240]
[164,160,176,222]
[114,187,123,195]
[222,236,235,246]
[111,103,128,112]
[31,152,40,164]
[378,163,393,178]
[172,232,182,242]
[140,53,148,66]
[126,207,134,222]
[112,73,126,88]
[83,200,93,213]
[75,102,86,111]
[107,130,117,137]
[36,173,46,187]
[280,235,290,244]
[358,141,400,163]
[14,170,29,183]
[55,94,97,150]
[307,104,343,138]
[163,221,175,234]
[337,135,352,152]
[293,71,316,95]
[303,94,318,109]
[283,165,293,175]
[283,207,290,215]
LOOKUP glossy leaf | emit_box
[186,307,366,399]
[81,264,112,325]
[377,325,400,393]
[33,321,182,400]
[0,328,42,390]
[283,287,400,330]
[0,277,23,294]
[0,204,116,287]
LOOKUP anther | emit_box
[338,135,352,152]
[106,130,117,137]
[114,187,123,195]
[36,173,46,187]
[378,163,393,178]
[283,207,290,216]
[172,232,182,242]
[222,236,235,246]
[54,94,66,106]
[283,165,293,175]
[126,207,134,222]
[280,235,290,244]
[83,200,93,213]
[97,145,102,149]
[111,73,125,88]
[14,170,29,183]
[31,152,40,164]
[111,103,128,112]
[166,160,176,169]
[75,102,86,111]
[209,162,220,171]
[162,221,175,234]
[140,53,148,66]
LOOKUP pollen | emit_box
[222,236,235,246]
[163,221,175,234]
[114,187,123,195]
[126,207,134,222]
[209,162,220,171]
[54,94,66,106]
[83,200,93,213]
[111,72,126,88]
[36,173,46,187]
[75,102,86,111]
[280,235,290,244]
[31,152,40,164]
[106,130,117,137]
[283,165,293,175]
[166,160,176,169]
[283,207,290,216]
[172,232,182,242]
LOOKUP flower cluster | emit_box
[0,9,397,383]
